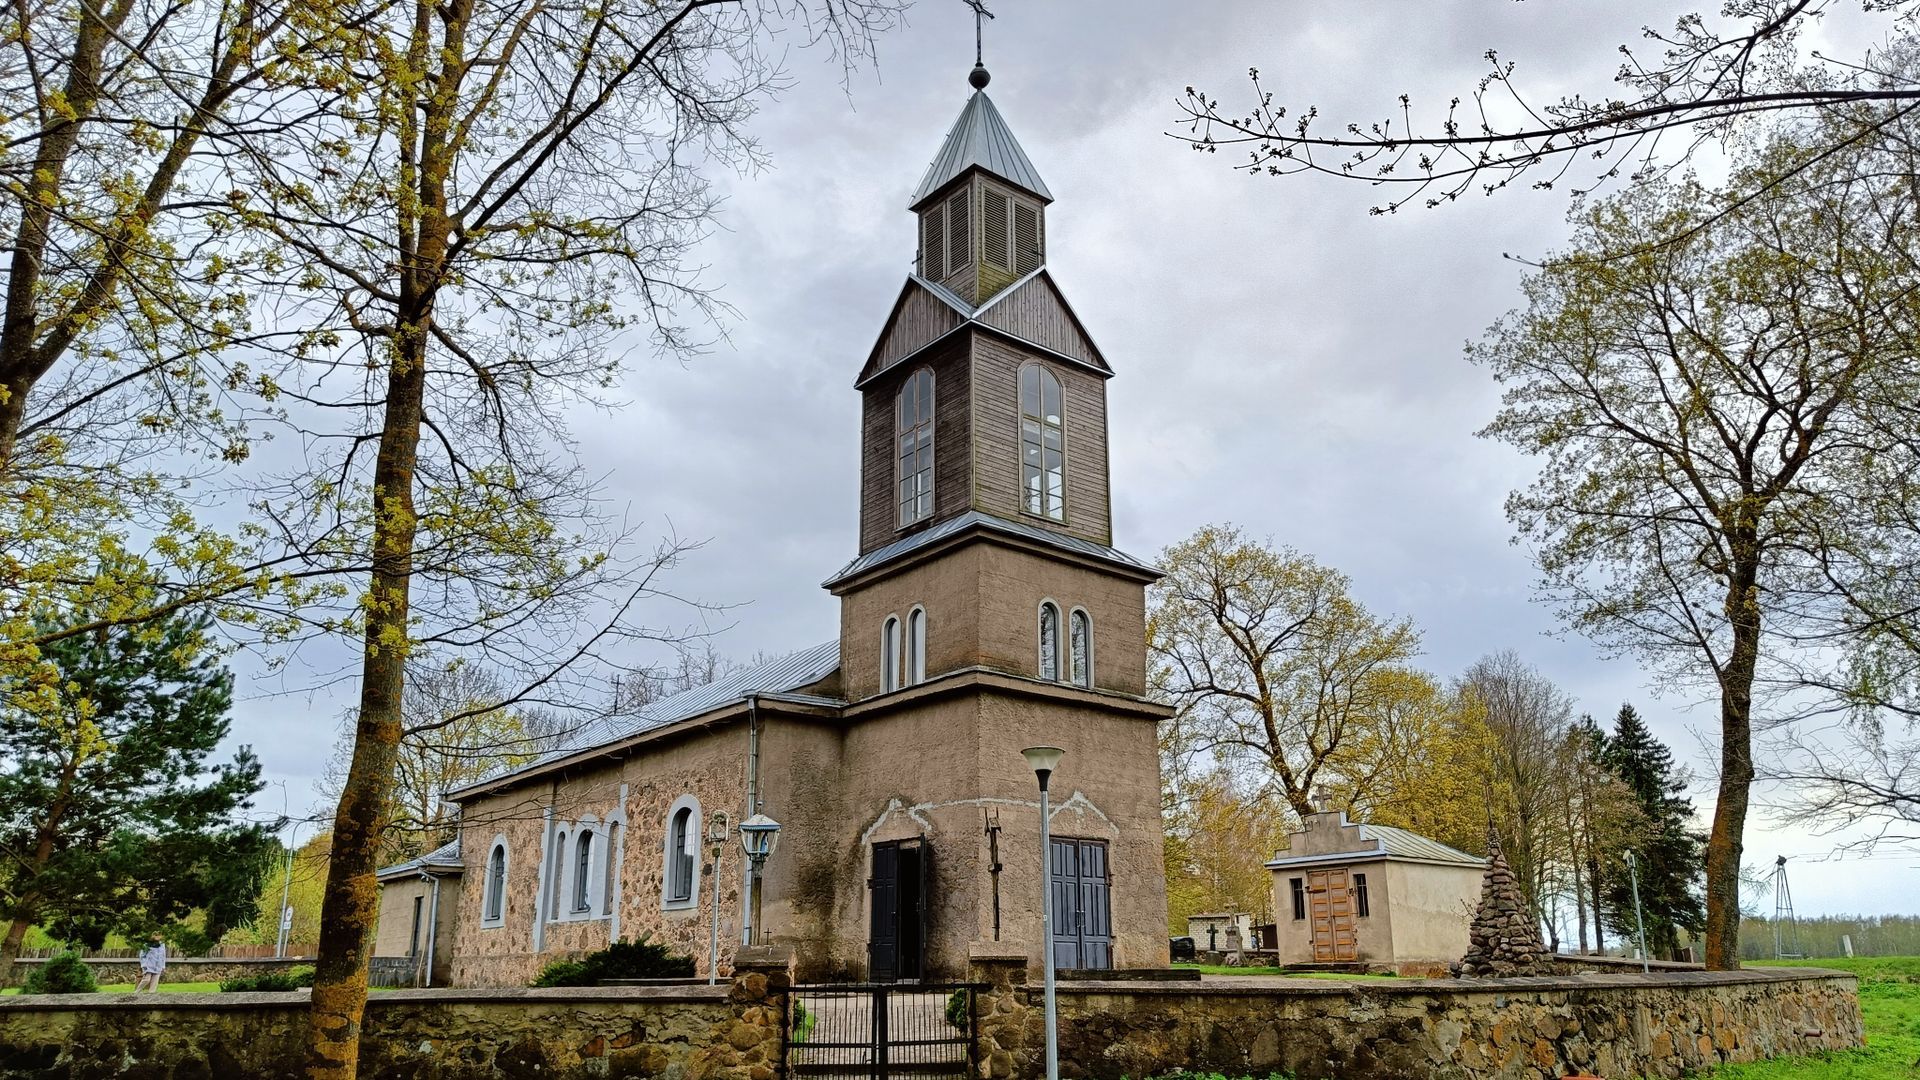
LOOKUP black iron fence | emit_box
[790,982,979,1080]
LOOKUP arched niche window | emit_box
[882,615,902,693]
[1020,365,1065,521]
[547,830,568,922]
[602,821,622,917]
[906,607,927,686]
[572,830,595,913]
[1070,608,1093,688]
[663,797,700,908]
[482,837,508,926]
[897,369,935,527]
[1039,602,1062,681]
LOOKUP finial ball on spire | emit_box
[969,63,991,90]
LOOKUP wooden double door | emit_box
[1306,867,1358,963]
[1050,838,1112,971]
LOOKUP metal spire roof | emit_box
[910,90,1052,209]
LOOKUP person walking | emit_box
[134,934,167,992]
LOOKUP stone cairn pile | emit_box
[1458,826,1554,978]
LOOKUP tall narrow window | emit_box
[945,188,969,275]
[983,191,1011,270]
[1289,878,1306,921]
[484,841,507,924]
[1039,603,1061,681]
[1020,365,1065,521]
[1070,609,1092,688]
[922,202,945,279]
[1354,873,1370,918]
[408,895,424,956]
[897,369,935,526]
[602,822,622,917]
[906,608,927,685]
[667,806,695,903]
[573,831,594,912]
[882,616,901,693]
[548,831,568,922]
[1014,203,1042,275]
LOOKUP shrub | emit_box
[21,952,97,994]
[529,935,695,987]
[219,966,315,992]
[945,988,970,1029]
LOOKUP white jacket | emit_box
[138,944,167,975]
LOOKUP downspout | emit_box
[420,871,441,989]
[741,695,761,946]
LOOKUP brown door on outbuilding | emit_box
[1307,867,1357,962]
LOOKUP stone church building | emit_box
[401,73,1174,986]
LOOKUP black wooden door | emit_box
[869,843,900,980]
[1049,838,1112,970]
[868,839,929,981]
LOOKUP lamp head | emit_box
[1021,746,1065,789]
[739,813,781,860]
[705,810,730,848]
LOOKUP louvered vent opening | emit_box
[946,188,970,277]
[1014,202,1042,274]
[922,202,945,280]
[983,191,1010,270]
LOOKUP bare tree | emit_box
[1174,2,1920,218]
[1461,651,1578,936]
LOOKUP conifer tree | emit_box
[0,610,274,984]
[1599,704,1706,958]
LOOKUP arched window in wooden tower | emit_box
[897,369,935,526]
[1020,365,1065,521]
[1038,602,1061,681]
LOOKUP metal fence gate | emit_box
[789,983,979,1080]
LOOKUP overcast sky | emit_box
[239,1,1915,920]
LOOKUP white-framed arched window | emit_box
[906,606,927,686]
[547,829,568,923]
[602,821,622,917]
[1020,364,1065,521]
[1039,601,1062,681]
[882,615,902,693]
[482,836,509,927]
[663,795,701,909]
[897,368,935,526]
[1070,608,1093,688]
[572,829,595,913]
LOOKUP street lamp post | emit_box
[1626,849,1650,973]
[738,813,781,947]
[1022,746,1064,1080]
[706,811,730,984]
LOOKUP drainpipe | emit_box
[741,695,761,947]
[420,871,441,989]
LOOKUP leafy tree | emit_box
[1472,110,1920,967]
[1328,670,1498,859]
[1175,3,1920,219]
[1161,769,1290,933]
[1600,705,1707,959]
[1150,524,1423,818]
[0,610,274,984]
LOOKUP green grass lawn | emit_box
[1,981,222,995]
[1703,956,1920,1079]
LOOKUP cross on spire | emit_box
[963,0,994,89]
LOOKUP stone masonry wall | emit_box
[3,956,310,988]
[970,955,1861,1080]
[0,948,794,1080]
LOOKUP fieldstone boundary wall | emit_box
[970,954,1861,1080]
[5,956,313,988]
[0,946,792,1080]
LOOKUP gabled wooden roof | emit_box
[855,270,1111,388]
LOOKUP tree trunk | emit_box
[304,332,428,1079]
[0,913,33,988]
[1704,560,1762,971]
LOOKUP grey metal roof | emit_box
[910,91,1053,209]
[447,642,842,798]
[824,511,1159,589]
[1266,820,1484,870]
[1361,825,1483,867]
[376,838,463,880]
